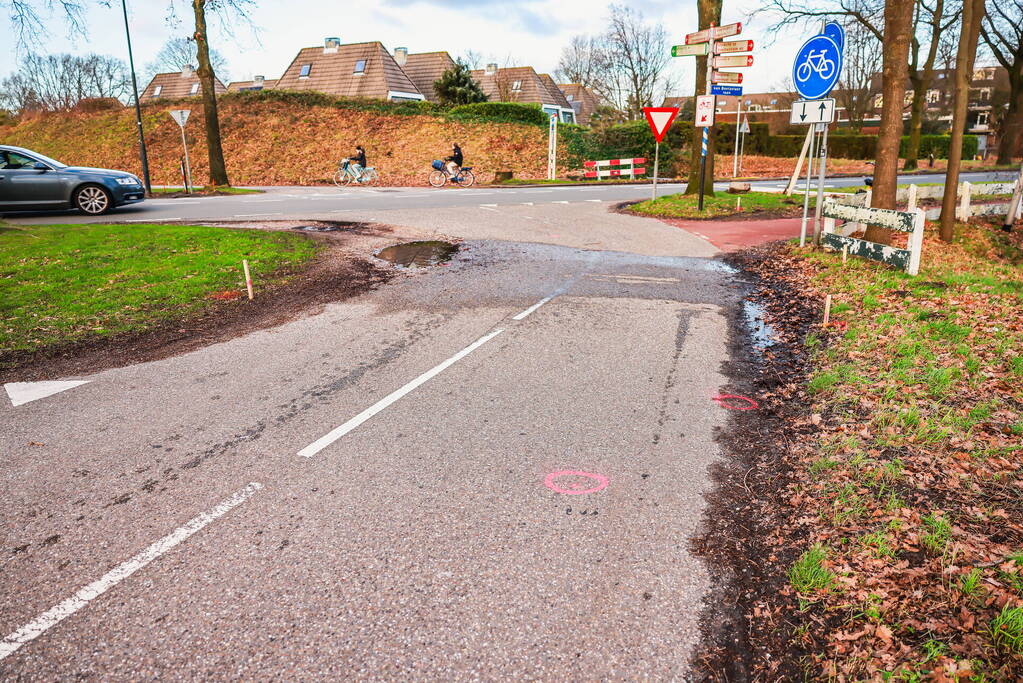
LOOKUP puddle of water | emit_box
[743,299,777,350]
[376,241,458,268]
[292,225,342,232]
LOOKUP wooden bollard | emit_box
[243,260,254,300]
[823,294,832,326]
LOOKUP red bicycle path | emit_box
[660,217,804,252]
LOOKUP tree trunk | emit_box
[997,69,1023,165]
[866,0,915,243]
[940,0,986,241]
[192,0,229,187]
[903,73,926,170]
[685,0,722,196]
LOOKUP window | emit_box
[190,83,199,95]
[511,80,522,91]
[1,151,39,170]
[926,89,941,104]
[565,94,574,101]
[770,98,777,105]
[153,85,162,97]
[299,64,312,78]
[976,112,990,126]
[353,60,366,74]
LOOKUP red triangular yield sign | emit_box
[642,107,680,143]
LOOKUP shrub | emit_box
[220,89,447,117]
[446,102,548,126]
[900,134,979,159]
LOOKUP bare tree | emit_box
[981,0,1023,164]
[604,5,676,119]
[143,36,230,85]
[2,0,87,47]
[457,50,484,70]
[0,53,129,112]
[554,35,616,105]
[684,0,722,197]
[836,19,882,129]
[940,0,987,240]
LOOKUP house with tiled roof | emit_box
[274,38,425,101]
[140,65,227,102]
[395,49,455,103]
[558,83,601,126]
[227,75,278,92]
[470,64,576,123]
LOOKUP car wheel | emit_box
[74,185,112,215]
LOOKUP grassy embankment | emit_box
[628,191,816,219]
[776,221,1023,678]
[0,224,317,357]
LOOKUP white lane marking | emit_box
[512,296,554,320]
[298,329,505,458]
[480,203,498,207]
[521,202,534,206]
[0,483,262,661]
[585,199,603,203]
[233,213,282,217]
[5,381,90,407]
[251,199,284,203]
[553,201,570,204]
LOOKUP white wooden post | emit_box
[907,208,925,276]
[784,126,814,196]
[959,181,971,223]
[1005,163,1023,229]
[907,184,917,212]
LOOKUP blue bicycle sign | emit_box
[792,34,843,100]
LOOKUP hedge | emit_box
[221,89,448,116]
[446,102,549,126]
[899,134,978,159]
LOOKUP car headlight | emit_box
[115,177,141,186]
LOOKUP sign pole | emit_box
[652,141,660,200]
[179,125,193,193]
[739,120,747,175]
[547,114,558,180]
[699,25,715,211]
[733,98,742,177]
[813,122,829,245]
[800,125,817,247]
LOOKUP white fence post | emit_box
[959,181,971,223]
[908,208,925,276]
[907,184,917,212]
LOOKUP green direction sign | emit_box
[672,43,710,57]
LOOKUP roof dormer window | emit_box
[190,83,199,94]
[299,64,312,78]
[354,60,366,75]
[511,80,522,91]
[154,85,163,97]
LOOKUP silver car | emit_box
[0,145,146,215]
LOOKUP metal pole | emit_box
[698,128,708,211]
[813,123,829,245]
[799,125,817,247]
[180,125,193,193]
[652,140,660,200]
[739,121,747,175]
[121,0,152,195]
[733,98,742,177]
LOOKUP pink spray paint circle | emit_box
[712,394,759,411]
[544,470,610,495]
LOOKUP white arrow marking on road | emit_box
[0,482,262,661]
[5,381,89,407]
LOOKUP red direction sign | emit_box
[712,71,744,84]
[715,39,754,54]
[685,22,742,44]
[713,55,754,68]
[643,107,680,142]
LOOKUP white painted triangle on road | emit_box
[5,381,90,407]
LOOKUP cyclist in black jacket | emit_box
[445,144,463,177]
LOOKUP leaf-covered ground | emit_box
[711,221,1023,680]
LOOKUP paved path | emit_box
[1,203,742,677]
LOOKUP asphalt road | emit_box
[2,169,1008,225]
[1,200,744,677]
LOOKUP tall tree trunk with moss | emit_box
[684,0,722,196]
[866,0,915,245]
[940,0,986,241]
[982,1,1023,165]
[192,0,229,187]
[903,0,946,171]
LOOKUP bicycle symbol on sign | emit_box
[795,49,836,83]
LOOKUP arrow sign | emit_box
[788,98,836,125]
[671,43,710,57]
[695,95,716,127]
[643,107,680,143]
[168,109,191,127]
[713,55,753,68]
[711,71,743,84]
[715,40,754,54]
[685,22,742,45]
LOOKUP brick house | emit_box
[140,65,227,101]
[470,64,576,123]
[558,83,601,126]
[227,75,278,92]
[274,38,425,102]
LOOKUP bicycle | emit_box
[795,49,836,83]
[333,160,379,187]
[428,160,475,188]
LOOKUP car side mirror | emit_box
[33,162,49,171]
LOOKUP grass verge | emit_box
[627,190,814,219]
[749,220,1023,678]
[0,223,318,356]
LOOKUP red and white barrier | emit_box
[583,158,647,179]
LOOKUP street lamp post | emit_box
[121,0,153,195]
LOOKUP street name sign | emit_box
[685,22,742,44]
[792,34,843,100]
[711,84,743,96]
[711,71,743,84]
[713,55,753,68]
[671,43,709,57]
[789,98,836,125]
[695,95,716,127]
[169,109,191,127]
[715,39,754,54]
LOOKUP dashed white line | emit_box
[298,329,505,458]
[521,202,534,206]
[0,482,263,661]
[585,199,603,203]
[553,201,570,204]
[512,296,554,320]
[233,213,282,217]
[480,203,498,207]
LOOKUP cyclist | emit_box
[445,143,463,178]
[344,145,367,181]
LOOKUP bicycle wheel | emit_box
[428,170,447,187]
[458,170,475,188]
[819,58,836,80]
[333,170,346,187]
[796,61,812,82]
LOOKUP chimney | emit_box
[324,37,341,53]
[485,63,498,76]
[180,64,195,78]
[394,47,408,67]
[253,75,265,84]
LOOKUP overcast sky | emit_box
[1,0,810,97]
